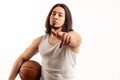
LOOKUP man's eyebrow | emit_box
[52,11,64,14]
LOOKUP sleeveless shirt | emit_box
[38,34,77,80]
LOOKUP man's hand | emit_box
[52,30,71,48]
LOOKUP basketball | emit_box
[19,60,41,80]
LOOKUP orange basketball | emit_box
[19,60,41,80]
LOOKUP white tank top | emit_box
[38,34,77,80]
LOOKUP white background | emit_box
[0,0,120,80]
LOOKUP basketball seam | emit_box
[21,66,41,73]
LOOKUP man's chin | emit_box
[50,25,62,30]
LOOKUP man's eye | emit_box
[52,13,56,15]
[59,15,63,17]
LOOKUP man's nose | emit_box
[54,14,59,19]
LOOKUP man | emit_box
[8,3,82,80]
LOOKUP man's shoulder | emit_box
[32,35,45,45]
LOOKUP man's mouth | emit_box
[52,21,57,25]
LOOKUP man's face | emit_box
[50,6,65,28]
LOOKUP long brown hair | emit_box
[45,3,73,34]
